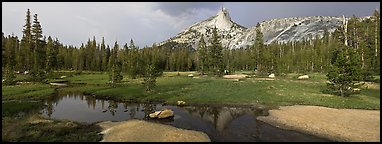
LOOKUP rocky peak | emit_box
[213,7,234,30]
[159,8,361,49]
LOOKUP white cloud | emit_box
[2,2,378,47]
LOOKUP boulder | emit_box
[149,111,161,118]
[188,74,194,77]
[298,75,309,80]
[158,109,174,119]
[223,74,247,79]
[49,83,67,86]
[97,120,211,142]
[149,109,174,119]
[177,101,186,106]
[268,73,275,78]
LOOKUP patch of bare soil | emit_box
[363,82,380,90]
[97,120,210,142]
[257,105,380,142]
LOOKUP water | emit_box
[40,92,330,142]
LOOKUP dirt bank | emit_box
[257,105,380,142]
[97,120,210,142]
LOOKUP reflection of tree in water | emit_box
[129,104,137,119]
[210,107,221,129]
[255,119,261,139]
[85,96,97,110]
[198,106,208,118]
[142,103,156,120]
[108,100,118,116]
[252,108,267,139]
[45,98,54,117]
[228,108,241,119]
[101,99,105,109]
[183,106,264,133]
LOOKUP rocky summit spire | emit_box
[214,7,233,30]
[216,7,231,21]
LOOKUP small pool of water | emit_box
[40,92,330,142]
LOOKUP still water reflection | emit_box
[41,92,329,142]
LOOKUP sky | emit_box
[2,2,380,48]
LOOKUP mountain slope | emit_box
[159,8,247,49]
[159,8,354,49]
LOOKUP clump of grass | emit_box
[2,101,42,117]
[2,83,56,100]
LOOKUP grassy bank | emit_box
[2,83,56,101]
[60,72,380,110]
[2,71,380,141]
[2,76,103,142]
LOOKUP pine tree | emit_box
[100,37,106,71]
[45,36,55,73]
[372,10,380,74]
[2,33,6,71]
[123,42,129,73]
[326,26,363,97]
[197,34,208,74]
[127,39,140,78]
[209,27,224,76]
[142,47,163,92]
[20,9,32,72]
[108,41,123,87]
[254,23,265,73]
[52,38,60,70]
[31,13,45,82]
[4,35,17,85]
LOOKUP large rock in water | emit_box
[158,109,174,119]
[98,120,211,142]
[149,111,161,118]
[149,109,174,119]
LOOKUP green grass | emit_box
[2,73,103,142]
[62,72,380,110]
[66,73,110,85]
[2,83,56,100]
[2,71,380,142]
[2,101,42,117]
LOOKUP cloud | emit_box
[154,2,222,17]
[2,2,379,48]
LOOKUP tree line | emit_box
[2,9,380,89]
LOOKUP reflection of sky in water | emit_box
[40,92,329,142]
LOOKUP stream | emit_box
[40,91,330,142]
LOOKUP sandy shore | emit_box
[97,120,210,142]
[257,105,380,142]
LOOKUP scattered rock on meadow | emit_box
[298,75,309,80]
[177,101,186,106]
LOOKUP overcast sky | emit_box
[2,2,380,48]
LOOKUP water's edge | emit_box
[39,91,330,142]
